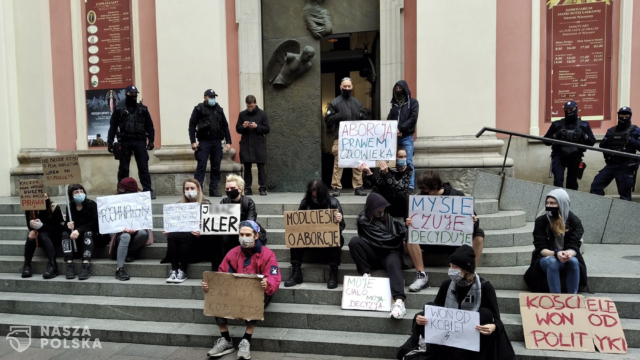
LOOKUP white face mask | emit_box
[448,268,461,281]
[185,191,198,200]
[239,236,255,248]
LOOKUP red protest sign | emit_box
[585,297,627,354]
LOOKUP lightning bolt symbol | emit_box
[445,331,450,340]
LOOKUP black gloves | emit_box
[107,142,114,153]
[147,142,154,150]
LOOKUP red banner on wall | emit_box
[545,1,613,122]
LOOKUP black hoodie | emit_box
[356,193,406,250]
[387,80,419,136]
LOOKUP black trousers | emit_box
[290,234,345,266]
[194,139,223,194]
[24,231,56,261]
[551,155,581,190]
[590,162,637,200]
[348,236,406,300]
[118,139,152,192]
[61,230,94,262]
[165,232,195,272]
[244,163,266,189]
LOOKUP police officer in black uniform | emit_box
[107,85,156,199]
[590,107,640,200]
[189,89,232,197]
[544,100,596,190]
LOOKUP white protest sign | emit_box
[97,192,153,234]
[424,305,480,352]
[408,195,474,246]
[163,203,201,233]
[338,120,397,168]
[201,204,241,235]
[341,276,392,312]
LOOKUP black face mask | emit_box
[375,212,386,219]
[546,206,559,218]
[341,89,352,98]
[226,189,240,199]
[125,94,137,105]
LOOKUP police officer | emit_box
[590,107,640,200]
[107,85,156,199]
[544,100,596,190]
[189,89,232,197]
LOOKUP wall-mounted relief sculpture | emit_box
[266,40,316,88]
[303,0,333,39]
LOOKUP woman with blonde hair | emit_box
[524,189,588,294]
[160,178,210,283]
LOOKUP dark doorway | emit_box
[320,31,380,190]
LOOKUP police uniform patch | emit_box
[270,265,279,275]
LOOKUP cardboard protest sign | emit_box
[423,305,480,352]
[338,120,398,168]
[283,209,339,248]
[585,297,627,354]
[519,293,595,352]
[163,203,201,233]
[341,276,392,312]
[97,192,153,234]
[203,271,265,321]
[200,204,241,235]
[41,155,83,186]
[408,195,475,246]
[18,179,47,211]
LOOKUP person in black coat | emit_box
[348,193,408,319]
[396,245,514,360]
[284,180,346,289]
[63,184,99,281]
[236,95,270,196]
[524,189,588,294]
[387,80,419,191]
[21,191,65,279]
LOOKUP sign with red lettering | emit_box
[41,155,83,186]
[284,209,340,248]
[545,1,613,121]
[18,179,46,211]
[520,293,595,352]
[407,195,474,246]
[585,297,627,354]
[338,120,398,168]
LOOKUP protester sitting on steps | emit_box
[160,178,210,284]
[62,184,99,281]
[405,170,485,293]
[524,189,588,294]
[284,179,345,289]
[348,193,408,319]
[358,147,412,218]
[202,220,281,360]
[109,177,154,281]
[396,245,513,360]
[21,191,65,279]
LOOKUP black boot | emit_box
[284,263,303,287]
[245,188,253,196]
[79,263,91,280]
[21,262,32,278]
[66,262,75,279]
[327,265,339,289]
[259,187,267,196]
[43,258,59,279]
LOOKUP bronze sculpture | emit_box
[303,0,333,39]
[266,40,316,88]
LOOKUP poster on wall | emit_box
[86,89,125,146]
[545,0,613,122]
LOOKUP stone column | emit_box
[236,0,264,109]
[617,0,634,107]
[413,0,512,192]
[380,0,404,118]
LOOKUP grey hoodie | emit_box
[545,188,571,249]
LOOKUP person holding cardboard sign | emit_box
[21,191,65,279]
[201,220,281,359]
[524,189,588,294]
[62,184,99,280]
[284,180,345,289]
[396,245,513,360]
[348,193,408,319]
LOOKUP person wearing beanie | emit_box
[396,245,514,360]
[201,220,281,359]
[524,189,588,294]
[109,177,154,281]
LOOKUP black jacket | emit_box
[188,102,232,143]
[599,124,640,164]
[24,204,65,241]
[387,80,419,136]
[299,197,346,233]
[107,102,155,143]
[367,166,412,199]
[523,212,588,292]
[543,117,596,157]
[65,199,99,235]
[357,193,406,251]
[236,106,270,163]
[324,95,365,139]
[221,196,257,222]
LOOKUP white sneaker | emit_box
[174,269,187,283]
[207,337,234,357]
[390,299,406,319]
[237,339,251,359]
[363,273,371,278]
[166,270,177,283]
[408,272,429,292]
